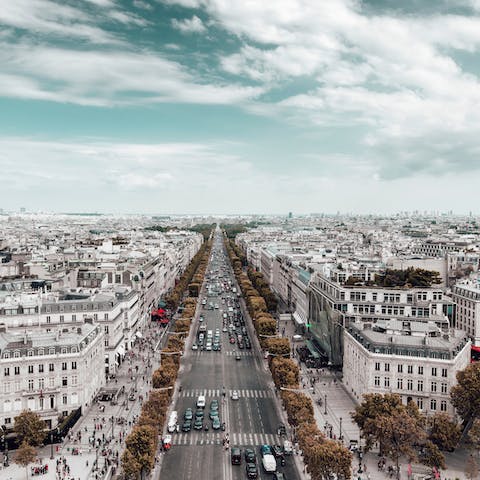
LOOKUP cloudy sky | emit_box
[1,0,480,215]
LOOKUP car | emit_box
[209,410,219,420]
[260,445,272,457]
[246,462,258,479]
[231,390,239,401]
[184,408,193,420]
[212,417,221,430]
[197,395,206,408]
[192,343,198,351]
[229,337,236,344]
[199,316,204,322]
[128,393,135,401]
[210,399,219,410]
[245,341,252,350]
[273,473,286,480]
[231,447,241,465]
[271,445,284,458]
[238,342,244,349]
[205,343,212,351]
[223,326,228,332]
[182,420,192,432]
[212,343,219,351]
[245,448,256,464]
[277,423,287,436]
[193,418,203,430]
[235,353,241,361]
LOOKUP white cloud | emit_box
[171,15,206,33]
[133,0,153,11]
[0,42,264,106]
[0,0,119,44]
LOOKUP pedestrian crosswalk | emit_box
[192,350,253,357]
[179,388,273,398]
[170,431,281,446]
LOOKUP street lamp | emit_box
[50,431,54,460]
[339,417,342,440]
[324,394,327,415]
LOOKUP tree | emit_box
[122,447,142,479]
[270,357,300,389]
[15,441,37,480]
[468,418,480,453]
[420,440,446,470]
[14,410,47,447]
[451,362,480,431]
[352,393,404,451]
[265,338,291,357]
[281,391,314,427]
[308,440,352,480]
[465,455,479,480]
[124,425,157,479]
[372,410,426,480]
[428,413,461,452]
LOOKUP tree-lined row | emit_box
[224,235,352,480]
[121,239,212,479]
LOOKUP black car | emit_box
[246,462,258,479]
[231,447,241,465]
[245,448,256,464]
[182,420,192,432]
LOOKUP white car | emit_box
[231,390,239,401]
[192,344,198,351]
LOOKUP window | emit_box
[407,379,413,391]
[49,348,55,355]
[104,313,109,320]
[38,378,44,389]
[418,380,424,391]
[14,351,20,358]
[46,316,51,323]
[71,362,77,370]
[441,383,448,394]
[374,376,380,387]
[407,365,413,374]
[397,378,403,389]
[417,398,423,410]
[38,349,44,356]
[441,368,448,378]
[14,366,20,375]
[71,375,78,386]
[104,326,109,334]
[49,377,55,388]
[431,367,437,376]
[375,362,381,371]
[4,382,11,393]
[38,364,44,373]
[62,377,67,386]
[62,362,67,371]
[4,368,10,377]
[430,399,437,411]
[94,313,98,320]
[72,315,76,322]
[4,417,11,425]
[28,366,33,374]
[60,315,64,323]
[385,363,390,372]
[398,364,403,373]
[28,379,34,391]
[49,364,54,372]
[384,377,390,388]
[440,400,447,412]
[27,350,34,357]
[418,366,424,375]
[431,382,437,393]
[62,395,68,405]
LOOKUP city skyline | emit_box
[1,0,480,214]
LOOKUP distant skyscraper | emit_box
[20,207,26,213]
[288,212,293,219]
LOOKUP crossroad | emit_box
[178,388,273,398]
[170,431,282,446]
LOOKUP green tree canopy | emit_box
[451,362,480,430]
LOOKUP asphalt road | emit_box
[157,232,301,480]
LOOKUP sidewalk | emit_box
[1,321,167,480]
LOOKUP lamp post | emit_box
[339,417,343,440]
[50,431,54,460]
[324,394,327,415]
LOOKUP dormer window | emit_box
[48,348,55,355]
[14,351,20,358]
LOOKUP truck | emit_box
[167,411,178,433]
[261,454,276,473]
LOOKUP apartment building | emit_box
[343,319,470,416]
[0,321,104,428]
[452,280,480,346]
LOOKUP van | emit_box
[207,330,213,338]
[167,411,178,433]
[283,440,293,455]
[196,395,206,408]
[262,454,276,472]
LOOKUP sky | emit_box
[1,0,480,215]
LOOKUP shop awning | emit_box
[135,331,143,338]
[305,340,320,360]
[117,345,125,356]
[293,311,305,326]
